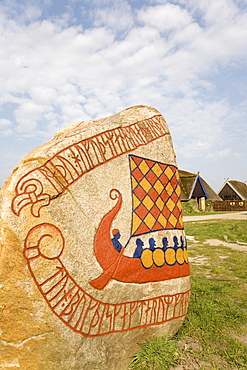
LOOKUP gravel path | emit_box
[183,211,247,222]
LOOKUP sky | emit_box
[0,0,247,191]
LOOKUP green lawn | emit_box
[185,219,247,244]
[129,219,247,369]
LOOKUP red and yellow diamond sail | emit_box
[130,155,183,236]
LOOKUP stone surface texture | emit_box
[0,105,190,369]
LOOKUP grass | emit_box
[129,219,247,369]
[128,336,181,369]
[181,200,202,214]
[178,276,247,368]
[185,219,247,244]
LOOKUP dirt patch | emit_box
[171,337,228,369]
[186,236,199,243]
[171,337,203,370]
[188,256,208,265]
[231,332,247,346]
[204,239,247,252]
[186,233,247,252]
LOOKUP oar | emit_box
[89,247,125,290]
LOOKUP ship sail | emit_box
[129,155,183,237]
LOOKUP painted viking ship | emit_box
[90,155,190,290]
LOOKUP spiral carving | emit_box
[24,223,64,261]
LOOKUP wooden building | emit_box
[218,180,247,201]
[179,170,221,211]
[212,180,247,211]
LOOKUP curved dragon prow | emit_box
[94,189,122,269]
[90,189,123,290]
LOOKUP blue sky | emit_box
[0,0,247,191]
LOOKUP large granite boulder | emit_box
[0,105,190,369]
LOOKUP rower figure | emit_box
[133,238,144,258]
[149,237,156,251]
[180,235,184,249]
[162,237,169,251]
[173,236,179,250]
[111,229,123,252]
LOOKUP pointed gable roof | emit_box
[218,180,247,200]
[179,170,221,201]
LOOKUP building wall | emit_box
[218,183,241,201]
[191,179,206,198]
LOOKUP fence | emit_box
[212,200,247,212]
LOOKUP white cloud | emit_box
[1,129,13,137]
[187,0,239,26]
[0,118,12,127]
[217,149,232,158]
[14,99,47,132]
[137,3,193,32]
[0,0,42,24]
[165,97,233,160]
[0,118,13,136]
[0,0,247,187]
[233,152,241,158]
[0,12,117,136]
[92,0,134,32]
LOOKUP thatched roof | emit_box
[219,180,247,200]
[178,170,197,200]
[178,170,221,201]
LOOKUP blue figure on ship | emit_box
[111,229,123,252]
[162,237,169,251]
[148,237,156,251]
[133,238,144,258]
[173,236,179,250]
